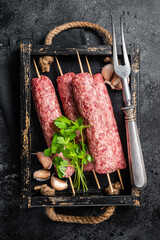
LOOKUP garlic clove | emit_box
[36,152,52,170]
[101,64,130,91]
[101,64,114,83]
[33,170,51,181]
[111,75,130,90]
[50,174,68,191]
[111,74,122,90]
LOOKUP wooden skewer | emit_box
[76,50,84,73]
[33,58,75,196]
[33,59,40,78]
[85,55,125,191]
[55,56,76,196]
[69,176,75,196]
[117,169,124,190]
[55,56,63,76]
[107,173,114,193]
[92,169,101,189]
[76,51,101,190]
[85,56,92,76]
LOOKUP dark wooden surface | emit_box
[31,44,131,55]
[20,43,32,209]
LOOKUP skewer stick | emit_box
[92,170,101,189]
[33,59,40,78]
[85,56,92,76]
[76,51,101,190]
[85,56,125,191]
[76,50,84,73]
[55,56,76,196]
[107,173,114,193]
[69,176,75,196]
[33,58,75,196]
[55,56,63,76]
[117,169,124,190]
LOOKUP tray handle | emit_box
[46,206,115,224]
[39,21,113,72]
[34,184,121,224]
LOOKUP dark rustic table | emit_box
[1,0,160,239]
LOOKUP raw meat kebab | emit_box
[72,72,126,174]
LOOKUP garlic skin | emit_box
[103,56,113,64]
[101,64,114,83]
[50,174,68,191]
[101,64,130,90]
[33,170,51,181]
[36,152,52,170]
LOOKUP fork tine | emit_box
[120,14,130,67]
[111,14,119,67]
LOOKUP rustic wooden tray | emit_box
[20,43,140,208]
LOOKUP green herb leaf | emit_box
[68,132,77,141]
[55,115,72,125]
[44,115,93,192]
[65,125,78,134]
[75,148,85,158]
[57,136,69,145]
[44,148,52,157]
[75,117,83,126]
[62,148,71,159]
[53,157,69,179]
[82,158,88,164]
[52,132,58,143]
[51,143,60,154]
[84,143,88,151]
[86,154,93,162]
[54,121,68,129]
[74,144,81,154]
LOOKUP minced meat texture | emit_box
[31,75,74,177]
[72,73,126,174]
[57,73,94,172]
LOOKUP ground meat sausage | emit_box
[72,73,126,174]
[93,73,126,170]
[57,73,94,172]
[57,73,78,121]
[31,75,74,177]
[31,75,61,147]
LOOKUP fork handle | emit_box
[122,77,132,106]
[122,105,147,189]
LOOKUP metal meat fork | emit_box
[112,14,147,189]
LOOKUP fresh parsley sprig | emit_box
[44,115,93,192]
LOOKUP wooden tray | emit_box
[20,43,140,208]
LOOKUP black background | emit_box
[0,0,160,239]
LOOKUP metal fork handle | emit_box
[122,105,147,189]
[122,77,132,106]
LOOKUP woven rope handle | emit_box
[34,183,120,224]
[39,21,113,72]
[46,206,115,224]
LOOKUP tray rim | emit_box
[20,43,140,209]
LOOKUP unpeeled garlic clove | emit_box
[101,64,130,90]
[33,170,51,181]
[111,74,130,90]
[36,152,52,169]
[101,64,114,83]
[50,174,68,191]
